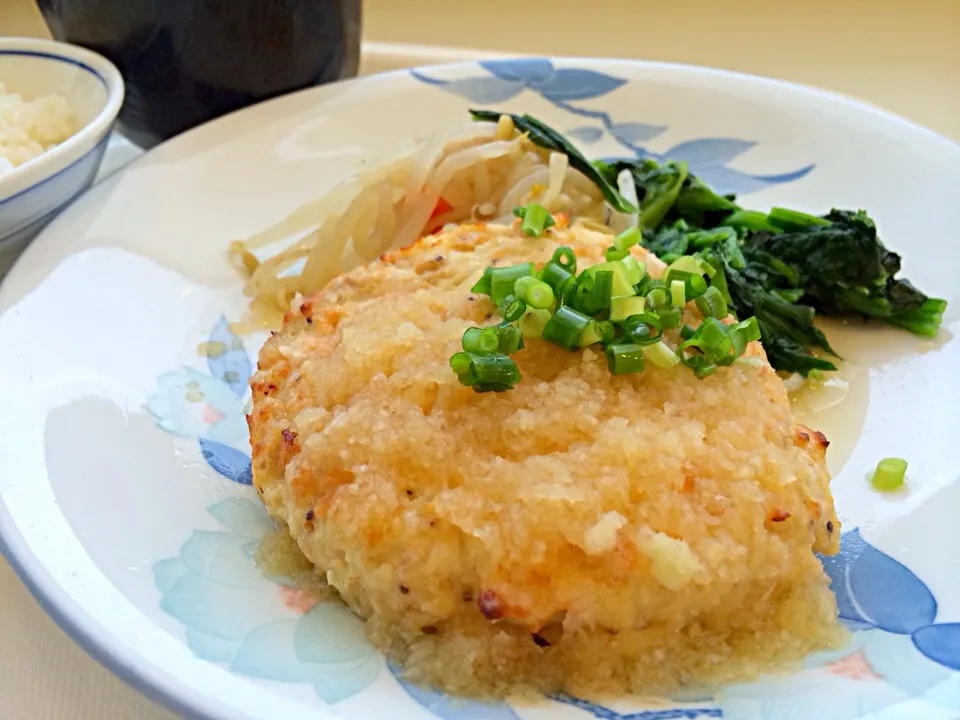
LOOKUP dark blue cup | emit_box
[37,0,362,148]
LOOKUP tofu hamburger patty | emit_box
[248,220,843,696]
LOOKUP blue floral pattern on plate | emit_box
[410,58,814,195]
[716,530,960,719]
[388,660,523,720]
[551,694,721,720]
[154,496,382,704]
[147,316,253,485]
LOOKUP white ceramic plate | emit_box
[1,58,959,720]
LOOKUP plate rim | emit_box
[0,499,240,720]
[0,54,957,720]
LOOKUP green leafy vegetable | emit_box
[767,207,831,230]
[630,159,690,229]
[754,210,946,337]
[724,209,783,233]
[653,208,948,373]
[465,109,948,381]
[723,261,838,374]
[673,175,740,226]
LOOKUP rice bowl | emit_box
[0,80,78,176]
[0,38,124,276]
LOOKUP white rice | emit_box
[0,81,78,176]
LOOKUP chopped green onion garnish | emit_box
[670,280,686,307]
[674,340,720,378]
[449,351,472,376]
[537,261,573,294]
[668,255,707,276]
[636,275,664,297]
[572,272,594,307]
[514,202,555,236]
[581,260,635,298]
[493,321,525,354]
[614,226,641,252]
[678,315,759,370]
[498,295,527,323]
[727,316,761,357]
[707,258,732,304]
[518,308,552,338]
[574,270,614,315]
[870,457,907,491]
[623,313,663,346]
[667,253,717,277]
[605,342,646,375]
[543,305,593,350]
[514,276,555,310]
[457,238,767,391]
[690,252,716,278]
[450,352,522,392]
[678,318,730,369]
[697,317,732,354]
[558,274,578,304]
[663,268,691,284]
[730,316,761,343]
[551,246,577,272]
[593,270,615,308]
[647,287,668,308]
[605,245,628,261]
[611,295,647,323]
[643,340,681,368]
[598,320,615,344]
[665,269,709,300]
[489,263,535,305]
[462,327,499,355]
[657,306,681,329]
[579,319,606,347]
[514,276,536,297]
[695,285,728,318]
[620,256,645,286]
[693,362,718,379]
[580,320,616,347]
[470,268,492,295]
[687,274,709,299]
